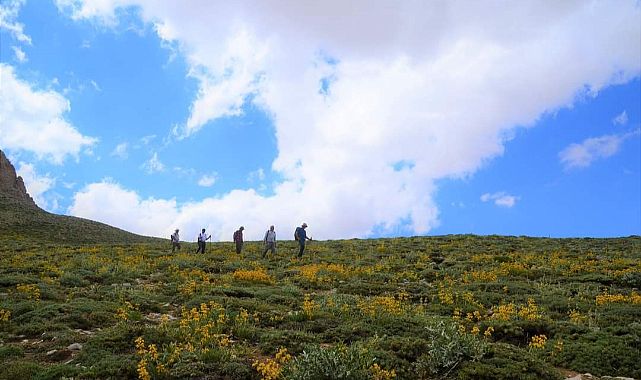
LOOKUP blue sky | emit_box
[1,0,639,240]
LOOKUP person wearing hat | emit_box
[294,223,312,258]
[171,229,181,252]
[233,226,245,254]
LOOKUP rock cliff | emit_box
[0,150,36,207]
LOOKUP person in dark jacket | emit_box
[294,223,312,258]
[233,226,244,254]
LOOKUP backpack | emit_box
[294,228,299,241]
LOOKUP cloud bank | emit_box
[57,1,640,240]
[0,64,97,164]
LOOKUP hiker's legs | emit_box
[298,242,305,257]
[263,242,275,258]
[236,241,243,254]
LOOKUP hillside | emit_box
[0,235,640,379]
[0,150,157,244]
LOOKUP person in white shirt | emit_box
[171,229,181,252]
[262,225,277,258]
[196,228,211,254]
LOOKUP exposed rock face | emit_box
[0,149,36,207]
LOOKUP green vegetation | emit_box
[1,234,640,379]
[0,195,158,244]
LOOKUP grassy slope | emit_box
[0,195,159,244]
[1,234,640,379]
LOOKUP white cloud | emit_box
[197,173,217,187]
[0,0,31,44]
[139,134,156,145]
[612,110,628,126]
[140,152,165,173]
[61,1,640,238]
[12,46,27,62]
[111,142,129,159]
[0,64,98,164]
[481,192,520,208]
[90,80,101,91]
[68,180,180,236]
[16,162,55,210]
[559,130,640,170]
[247,168,265,182]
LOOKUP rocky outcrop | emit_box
[0,150,36,207]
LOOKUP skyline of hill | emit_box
[0,149,157,244]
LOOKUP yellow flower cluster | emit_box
[358,295,404,317]
[437,286,454,305]
[137,357,150,380]
[461,291,485,309]
[596,292,641,305]
[296,263,347,284]
[179,279,198,296]
[116,301,136,321]
[554,339,563,352]
[302,294,320,319]
[252,347,291,380]
[463,270,498,283]
[235,308,250,325]
[517,298,541,320]
[232,268,275,284]
[492,298,542,321]
[465,310,483,322]
[0,309,10,322]
[16,284,40,301]
[498,262,527,275]
[179,301,225,329]
[43,263,64,277]
[528,334,547,349]
[371,363,397,380]
[135,337,162,380]
[568,309,586,324]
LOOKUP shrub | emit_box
[283,343,373,380]
[457,343,560,380]
[414,319,487,378]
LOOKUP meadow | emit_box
[0,234,640,379]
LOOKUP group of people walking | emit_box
[170,223,312,258]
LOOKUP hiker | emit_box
[233,226,245,254]
[294,223,312,258]
[262,225,277,258]
[170,229,181,252]
[196,228,211,254]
